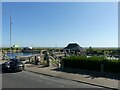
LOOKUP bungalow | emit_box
[22,47,33,53]
[63,43,85,55]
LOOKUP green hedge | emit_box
[62,56,120,74]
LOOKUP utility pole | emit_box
[10,13,12,59]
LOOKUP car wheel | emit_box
[19,66,24,71]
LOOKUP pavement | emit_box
[0,60,8,64]
[25,64,120,89]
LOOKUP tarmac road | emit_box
[2,71,103,88]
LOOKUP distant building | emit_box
[63,43,85,55]
[22,47,33,53]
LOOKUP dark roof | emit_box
[64,43,85,52]
[23,47,32,50]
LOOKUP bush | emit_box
[62,56,120,74]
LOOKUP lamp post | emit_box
[3,11,12,59]
[10,13,12,59]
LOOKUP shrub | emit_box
[62,56,120,74]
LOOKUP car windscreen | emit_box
[10,59,20,63]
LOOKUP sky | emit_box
[2,2,118,48]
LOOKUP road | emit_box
[2,71,103,88]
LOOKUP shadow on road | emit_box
[52,67,120,80]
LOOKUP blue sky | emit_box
[2,2,118,47]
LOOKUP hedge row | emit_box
[62,56,120,74]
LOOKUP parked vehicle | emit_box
[2,58,25,72]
